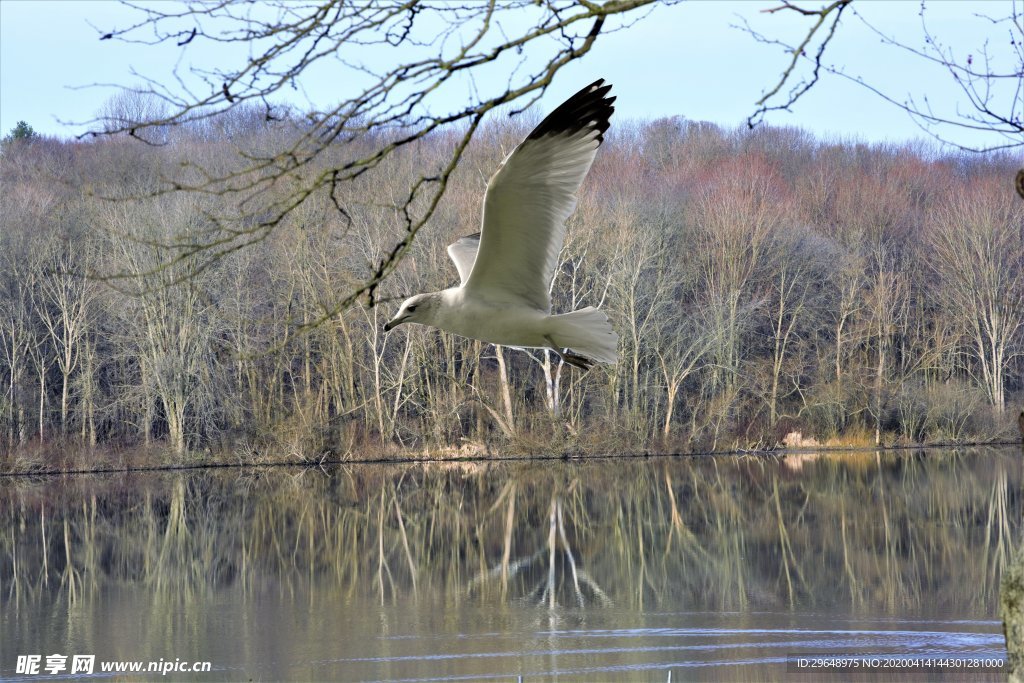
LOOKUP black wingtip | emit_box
[527,79,615,144]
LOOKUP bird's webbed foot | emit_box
[560,350,595,370]
[545,336,594,370]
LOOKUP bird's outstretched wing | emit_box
[463,79,614,311]
[446,232,480,286]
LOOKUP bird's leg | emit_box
[544,336,594,371]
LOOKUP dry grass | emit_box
[824,434,878,449]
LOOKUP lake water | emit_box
[2,448,1020,681]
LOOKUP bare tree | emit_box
[864,266,909,445]
[928,182,1024,412]
[102,195,224,453]
[0,250,36,448]
[763,233,819,426]
[37,239,97,436]
[693,156,783,397]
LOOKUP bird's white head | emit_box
[383,293,438,332]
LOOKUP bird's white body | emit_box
[384,80,619,369]
[428,288,617,364]
[431,288,546,346]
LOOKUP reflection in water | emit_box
[1,449,1019,681]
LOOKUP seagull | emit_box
[384,79,618,370]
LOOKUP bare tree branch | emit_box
[745,0,1024,155]
[83,0,669,306]
[745,0,852,128]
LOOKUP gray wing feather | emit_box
[463,80,614,311]
[446,233,480,286]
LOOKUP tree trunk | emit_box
[494,345,515,437]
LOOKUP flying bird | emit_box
[384,79,618,370]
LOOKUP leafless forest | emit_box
[1,104,1022,467]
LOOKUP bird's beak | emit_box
[383,317,401,332]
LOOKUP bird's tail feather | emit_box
[549,307,618,365]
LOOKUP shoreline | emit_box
[2,439,1020,479]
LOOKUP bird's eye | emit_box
[407,305,417,312]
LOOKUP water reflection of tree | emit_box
[467,487,613,611]
[2,451,1020,630]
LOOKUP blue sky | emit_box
[0,1,1018,150]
